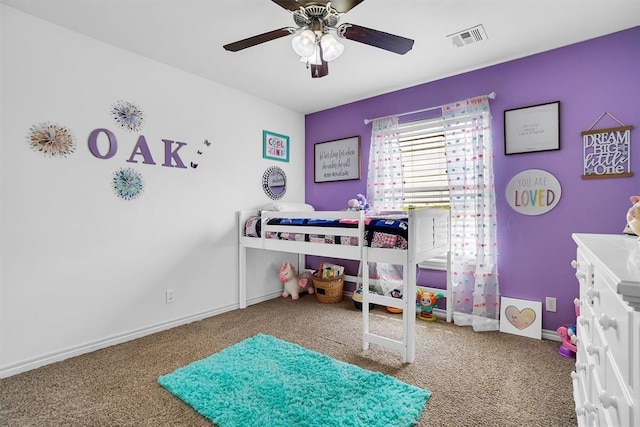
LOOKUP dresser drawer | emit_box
[572,368,592,427]
[576,335,600,403]
[577,304,595,346]
[591,276,634,384]
[574,367,600,426]
[575,248,593,293]
[600,352,634,427]
[589,325,607,387]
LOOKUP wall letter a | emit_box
[127,135,156,165]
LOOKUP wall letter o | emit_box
[88,128,117,159]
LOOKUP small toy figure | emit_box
[625,195,640,238]
[347,194,371,212]
[356,194,370,211]
[386,287,403,314]
[416,289,444,321]
[279,262,314,300]
[557,324,577,358]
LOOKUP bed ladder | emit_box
[360,247,417,364]
[360,208,451,363]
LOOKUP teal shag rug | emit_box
[158,334,430,426]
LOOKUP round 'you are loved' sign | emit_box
[506,169,561,215]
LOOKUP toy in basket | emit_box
[313,262,344,303]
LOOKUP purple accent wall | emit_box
[304,27,640,331]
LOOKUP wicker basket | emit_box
[313,274,344,303]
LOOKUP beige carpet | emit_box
[0,296,577,426]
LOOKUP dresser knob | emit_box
[571,260,578,268]
[578,316,589,326]
[599,391,617,408]
[570,371,578,380]
[577,401,597,414]
[586,344,599,356]
[575,272,587,280]
[573,298,581,307]
[599,314,617,330]
[575,362,587,371]
[586,288,600,299]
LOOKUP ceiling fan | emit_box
[223,0,414,78]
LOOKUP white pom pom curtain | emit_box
[365,94,500,331]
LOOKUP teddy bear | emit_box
[626,195,640,238]
[279,262,314,300]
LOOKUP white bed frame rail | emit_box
[237,208,451,363]
[238,210,365,308]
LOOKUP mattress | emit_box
[243,215,409,249]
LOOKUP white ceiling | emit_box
[2,0,638,114]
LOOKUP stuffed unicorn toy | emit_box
[625,196,640,239]
[279,262,314,300]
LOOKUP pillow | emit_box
[262,202,315,212]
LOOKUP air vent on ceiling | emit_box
[447,24,488,48]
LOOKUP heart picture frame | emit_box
[499,297,542,339]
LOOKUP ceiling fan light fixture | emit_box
[291,29,316,57]
[301,45,323,65]
[224,1,415,79]
[320,33,344,62]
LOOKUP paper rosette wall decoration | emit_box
[111,100,145,132]
[112,167,144,200]
[28,122,76,157]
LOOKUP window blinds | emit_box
[397,116,449,209]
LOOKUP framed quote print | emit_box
[504,101,560,155]
[314,136,361,183]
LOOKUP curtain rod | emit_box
[363,91,497,125]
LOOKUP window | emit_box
[397,116,450,270]
[397,116,449,209]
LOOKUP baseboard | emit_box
[246,291,282,306]
[2,293,562,378]
[541,328,561,342]
[346,292,562,342]
[0,303,238,379]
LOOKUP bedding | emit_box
[243,215,409,249]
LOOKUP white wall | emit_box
[0,6,304,377]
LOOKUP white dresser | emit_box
[571,233,640,426]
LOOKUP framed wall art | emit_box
[499,297,542,339]
[314,136,361,183]
[504,101,560,155]
[263,130,289,162]
[581,112,633,179]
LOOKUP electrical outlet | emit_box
[166,289,175,304]
[545,296,556,312]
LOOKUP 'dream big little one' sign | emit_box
[506,169,562,215]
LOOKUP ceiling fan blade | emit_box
[271,0,303,12]
[223,28,295,52]
[327,0,365,13]
[339,23,414,54]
